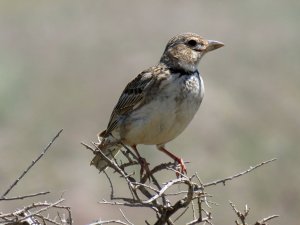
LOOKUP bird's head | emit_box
[160,33,224,72]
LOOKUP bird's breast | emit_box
[119,71,204,145]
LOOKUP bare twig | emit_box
[230,200,279,225]
[0,197,72,225]
[88,208,134,225]
[229,201,249,225]
[1,129,63,198]
[255,215,279,225]
[81,142,126,179]
[35,214,61,225]
[89,220,129,225]
[173,206,189,223]
[0,191,50,201]
[119,209,134,225]
[20,199,65,222]
[144,177,190,204]
[203,158,277,188]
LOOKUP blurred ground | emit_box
[0,1,299,224]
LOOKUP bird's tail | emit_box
[90,135,122,172]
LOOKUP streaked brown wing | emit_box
[101,67,164,137]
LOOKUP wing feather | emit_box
[102,67,164,137]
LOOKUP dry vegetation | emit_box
[82,142,278,225]
[1,130,278,224]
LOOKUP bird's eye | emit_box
[187,39,197,47]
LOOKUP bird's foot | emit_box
[175,158,187,177]
[138,157,151,180]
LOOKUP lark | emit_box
[91,33,224,176]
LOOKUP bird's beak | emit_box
[206,40,224,52]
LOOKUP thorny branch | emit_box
[0,191,50,201]
[203,158,277,188]
[0,129,73,225]
[84,142,279,225]
[1,129,63,198]
[229,201,279,225]
[0,197,72,225]
[0,128,278,225]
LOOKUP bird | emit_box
[91,32,224,176]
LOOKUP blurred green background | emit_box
[0,1,299,224]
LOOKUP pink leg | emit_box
[157,145,187,175]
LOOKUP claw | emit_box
[138,157,151,179]
[157,145,187,177]
[175,158,187,177]
[131,145,151,180]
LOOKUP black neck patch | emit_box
[169,68,199,77]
